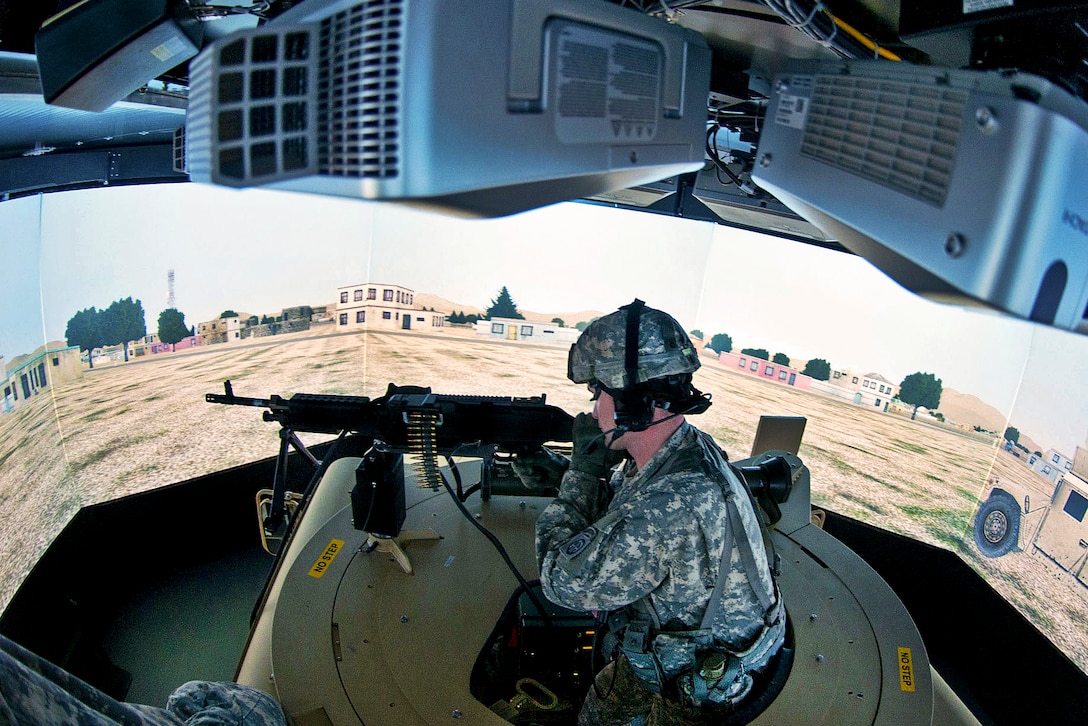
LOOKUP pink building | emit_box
[151,335,201,354]
[717,351,813,390]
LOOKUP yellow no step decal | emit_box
[309,539,345,579]
[897,647,915,692]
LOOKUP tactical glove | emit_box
[569,412,624,479]
[510,447,569,490]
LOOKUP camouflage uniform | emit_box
[0,634,286,726]
[536,422,784,724]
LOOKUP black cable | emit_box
[707,125,750,191]
[438,459,554,629]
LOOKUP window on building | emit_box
[356,311,365,323]
[833,371,841,378]
[383,311,392,319]
[765,365,774,376]
[521,325,534,336]
[875,399,881,407]
[339,314,348,325]
[1064,490,1088,522]
[779,370,787,380]
[368,288,376,299]
[750,361,758,372]
[1052,453,1061,464]
[1044,465,1053,475]
[417,317,425,322]
[492,323,504,335]
[397,291,402,303]
[52,357,59,366]
[354,289,363,301]
[862,380,869,388]
[852,376,859,384]
[384,289,394,301]
[3,386,9,398]
[738,357,746,367]
[340,291,348,303]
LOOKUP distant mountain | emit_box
[937,387,1008,434]
[413,293,602,328]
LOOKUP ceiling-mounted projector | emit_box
[185,0,711,217]
[752,60,1088,336]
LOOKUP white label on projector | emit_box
[150,36,188,63]
[774,94,810,129]
[963,0,1013,13]
[552,23,661,145]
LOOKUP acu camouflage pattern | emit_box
[567,305,700,390]
[579,655,750,726]
[536,422,780,720]
[0,634,286,726]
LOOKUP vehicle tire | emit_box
[973,494,1021,558]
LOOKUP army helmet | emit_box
[568,299,700,390]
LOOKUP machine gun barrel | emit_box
[206,381,574,452]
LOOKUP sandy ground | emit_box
[2,326,1086,671]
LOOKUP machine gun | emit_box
[207,381,575,553]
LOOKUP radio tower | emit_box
[167,269,175,309]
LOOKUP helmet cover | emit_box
[567,301,700,390]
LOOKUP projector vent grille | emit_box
[318,0,403,179]
[801,75,967,206]
[211,28,316,182]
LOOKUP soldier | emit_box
[0,633,287,725]
[535,300,785,724]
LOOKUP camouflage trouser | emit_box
[579,655,740,726]
[0,635,286,726]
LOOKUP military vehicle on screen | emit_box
[974,443,1088,582]
[1,1,1088,724]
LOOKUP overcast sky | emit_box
[1,183,1085,455]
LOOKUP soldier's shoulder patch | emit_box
[560,527,598,561]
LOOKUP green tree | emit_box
[1004,426,1020,444]
[575,319,598,332]
[898,371,943,420]
[740,347,769,360]
[485,286,524,320]
[689,329,704,341]
[802,358,831,381]
[219,309,238,318]
[246,315,259,326]
[157,308,191,350]
[708,333,733,354]
[772,352,790,367]
[551,317,565,327]
[65,307,103,369]
[101,297,146,362]
[465,313,479,324]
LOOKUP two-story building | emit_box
[335,283,446,332]
[2,343,82,413]
[198,315,244,345]
[819,367,898,409]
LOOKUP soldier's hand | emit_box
[511,447,569,489]
[569,412,624,479]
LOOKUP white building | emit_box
[476,318,580,345]
[335,283,446,331]
[1029,449,1075,484]
[198,315,244,344]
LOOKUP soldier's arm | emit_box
[536,489,673,612]
[535,468,611,562]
